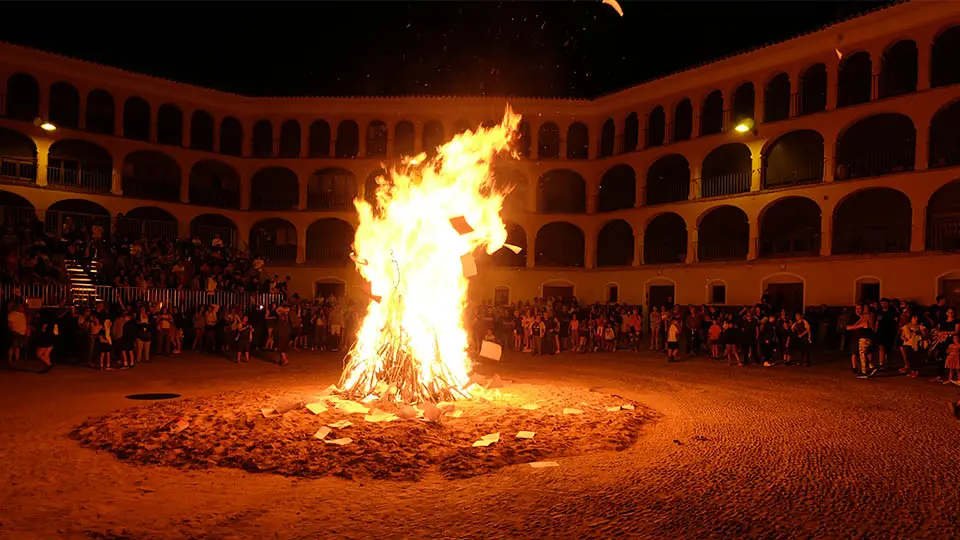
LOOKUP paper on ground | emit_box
[261,408,279,418]
[324,437,353,446]
[521,403,539,410]
[364,410,399,423]
[448,409,464,418]
[621,404,636,410]
[327,420,354,429]
[336,401,370,415]
[170,419,190,434]
[313,426,332,440]
[605,405,621,412]
[418,402,443,422]
[479,341,502,361]
[472,432,500,447]
[516,431,536,439]
[563,408,584,415]
[305,403,328,415]
[529,461,560,468]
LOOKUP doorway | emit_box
[767,282,804,313]
[542,285,574,303]
[648,284,675,309]
[606,285,619,303]
[940,279,960,307]
[315,279,345,300]
[858,282,881,304]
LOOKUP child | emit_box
[98,319,113,371]
[483,328,497,343]
[945,334,960,385]
[708,319,722,360]
[603,324,616,352]
[236,316,253,364]
[667,319,680,362]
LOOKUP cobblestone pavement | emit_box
[1,349,958,539]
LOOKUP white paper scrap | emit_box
[169,419,190,434]
[418,402,443,422]
[605,406,621,412]
[335,401,370,415]
[472,432,500,447]
[305,403,328,415]
[313,426,332,440]
[521,403,539,411]
[364,411,399,423]
[516,431,536,439]
[317,384,339,396]
[461,253,478,278]
[324,437,353,446]
[479,341,502,361]
[563,408,584,415]
[261,408,279,418]
[327,420,354,429]
[529,461,560,469]
[502,243,523,255]
[621,404,636,410]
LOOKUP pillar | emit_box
[687,228,698,263]
[823,131,837,183]
[111,167,123,196]
[35,140,50,187]
[182,113,191,148]
[689,162,701,200]
[414,122,424,155]
[691,104,701,138]
[911,204,925,252]
[633,233,642,266]
[358,123,368,158]
[179,174,190,204]
[114,97,124,137]
[587,123,598,160]
[915,122,930,172]
[296,226,307,264]
[240,175,251,210]
[525,241,535,267]
[750,149,762,192]
[747,217,759,260]
[386,122,396,157]
[212,117,221,152]
[917,39,932,91]
[870,48,882,101]
[825,60,838,111]
[272,125,280,157]
[242,122,253,158]
[820,212,832,256]
[584,230,596,269]
[587,191,598,214]
[297,171,308,210]
[528,123,539,160]
[754,77,766,123]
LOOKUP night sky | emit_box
[1,1,894,98]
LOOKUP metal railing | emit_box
[305,247,351,266]
[644,182,690,206]
[47,166,112,193]
[0,205,40,226]
[695,240,749,262]
[832,228,911,255]
[928,143,960,169]
[756,233,821,258]
[307,194,355,211]
[698,171,752,199]
[191,225,238,248]
[762,158,825,189]
[835,149,915,180]
[642,241,687,265]
[0,283,73,307]
[115,217,179,240]
[1,283,284,310]
[250,243,298,264]
[121,181,180,203]
[878,70,917,99]
[250,194,299,211]
[44,209,112,238]
[189,189,241,209]
[926,220,960,251]
[0,157,37,184]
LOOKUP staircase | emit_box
[66,259,101,305]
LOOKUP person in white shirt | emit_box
[667,319,681,362]
[7,304,28,364]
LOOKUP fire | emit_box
[338,107,521,403]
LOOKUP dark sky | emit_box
[0,1,894,98]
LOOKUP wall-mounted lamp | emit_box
[733,118,756,136]
[33,117,56,131]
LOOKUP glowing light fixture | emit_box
[734,118,755,135]
[33,117,57,131]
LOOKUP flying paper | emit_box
[461,254,478,278]
[602,0,624,17]
[502,243,523,255]
[449,216,474,235]
[324,437,353,446]
[563,408,584,415]
[479,341,502,361]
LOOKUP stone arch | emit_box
[46,199,111,237]
[122,96,151,141]
[537,169,586,213]
[190,110,215,152]
[190,214,239,248]
[122,150,181,202]
[832,187,911,254]
[880,39,918,98]
[837,52,872,108]
[646,105,665,147]
[566,122,589,160]
[764,73,791,123]
[926,178,960,251]
[423,121,444,156]
[47,139,112,193]
[156,103,183,146]
[701,143,752,198]
[250,218,298,263]
[308,167,357,211]
[929,99,960,169]
[5,73,39,121]
[0,190,37,226]
[538,122,561,159]
[700,90,724,136]
[673,99,693,142]
[799,63,828,116]
[394,120,415,156]
[491,221,526,267]
[646,154,690,205]
[535,222,584,267]
[219,117,243,156]
[598,119,615,158]
[623,112,639,152]
[309,120,331,158]
[731,82,755,125]
[85,89,115,135]
[596,219,634,267]
[366,120,388,157]
[250,167,299,210]
[598,164,636,212]
[515,121,531,158]
[835,113,915,179]
[758,196,822,257]
[932,25,960,88]
[643,212,687,264]
[189,160,240,208]
[697,206,749,261]
[279,120,301,157]
[252,120,273,157]
[0,127,38,183]
[118,206,178,240]
[762,130,824,188]
[48,81,80,129]
[306,218,356,266]
[335,120,360,158]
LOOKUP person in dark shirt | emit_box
[723,319,741,366]
[740,313,759,364]
[876,298,898,370]
[759,315,778,367]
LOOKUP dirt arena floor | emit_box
[1,348,958,539]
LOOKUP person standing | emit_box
[34,321,56,373]
[666,319,680,362]
[235,316,253,364]
[791,312,812,366]
[7,303,28,365]
[274,308,292,366]
[531,316,544,356]
[156,307,173,355]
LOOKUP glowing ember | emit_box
[338,107,521,403]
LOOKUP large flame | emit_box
[338,107,521,403]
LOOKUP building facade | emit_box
[1,1,960,310]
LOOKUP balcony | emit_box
[695,241,749,262]
[699,171,752,199]
[0,157,36,185]
[756,233,821,258]
[47,166,112,194]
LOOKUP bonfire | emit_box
[338,107,521,403]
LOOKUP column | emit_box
[633,233,642,266]
[911,204,925,253]
[296,225,307,264]
[587,123,598,160]
[528,124,539,160]
[35,140,50,187]
[111,167,123,195]
[754,77,766,124]
[525,241,535,267]
[691,106,701,138]
[297,171,308,210]
[240,174,251,210]
[150,106,158,143]
[587,190,598,214]
[825,60,838,111]
[358,123,368,158]
[747,217,759,260]
[822,131,837,183]
[750,149,762,192]
[414,122,424,154]
[870,48,882,101]
[179,174,190,204]
[689,162,701,200]
[386,122,396,157]
[182,112,191,148]
[242,122,253,158]
[820,212,832,256]
[584,230,596,269]
[212,118,221,152]
[915,120,930,171]
[687,228,698,263]
[272,125,280,157]
[917,39,932,91]
[113,96,124,136]
[791,68,805,117]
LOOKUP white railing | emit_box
[1,283,284,309]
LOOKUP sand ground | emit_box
[1,348,959,539]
